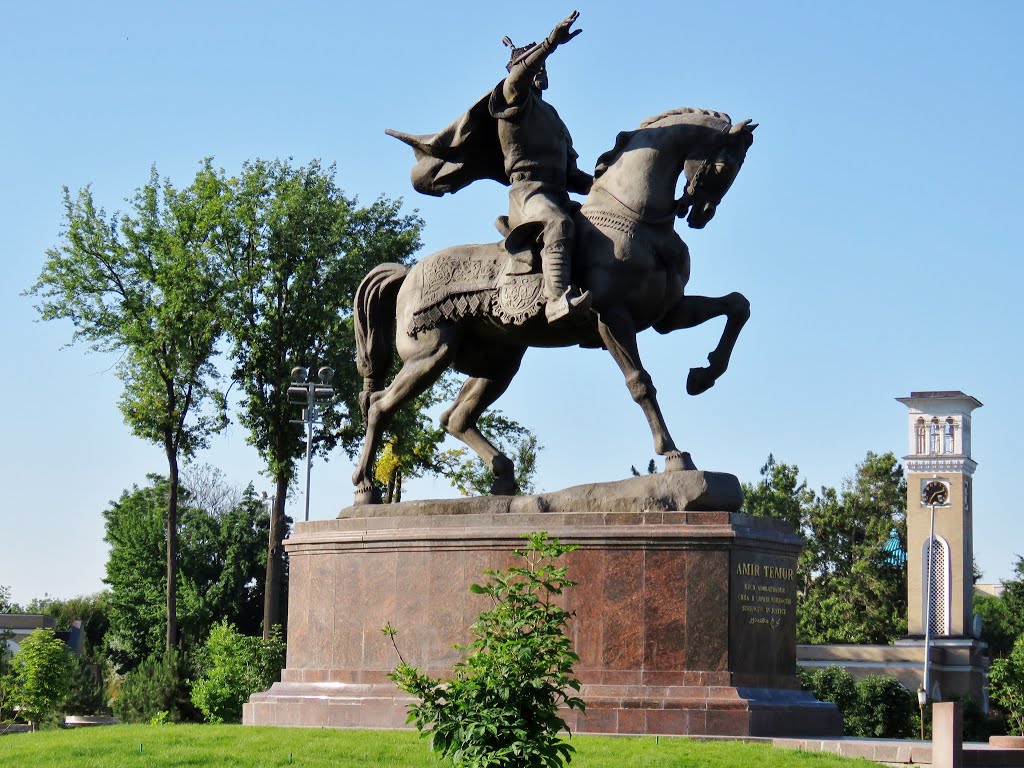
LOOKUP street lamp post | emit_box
[920,480,947,719]
[288,366,335,522]
[918,686,927,740]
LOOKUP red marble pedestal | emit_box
[244,474,841,737]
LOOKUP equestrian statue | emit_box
[351,11,756,504]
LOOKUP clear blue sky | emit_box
[3,1,1022,605]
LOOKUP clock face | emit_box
[922,480,948,506]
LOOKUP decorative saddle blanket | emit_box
[408,233,545,334]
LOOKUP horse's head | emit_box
[678,119,756,229]
[592,108,756,227]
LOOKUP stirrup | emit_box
[545,287,592,323]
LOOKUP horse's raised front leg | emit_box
[654,292,750,396]
[596,310,697,472]
[439,349,525,496]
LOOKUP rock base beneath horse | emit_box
[243,471,841,738]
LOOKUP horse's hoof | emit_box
[665,451,697,472]
[686,367,716,396]
[353,485,382,505]
[489,478,519,496]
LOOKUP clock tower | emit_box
[896,390,990,703]
[896,391,981,638]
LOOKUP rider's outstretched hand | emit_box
[548,11,582,47]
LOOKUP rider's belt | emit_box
[509,169,566,186]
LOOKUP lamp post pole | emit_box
[923,499,936,700]
[918,687,926,740]
[920,480,947,723]
[288,366,335,522]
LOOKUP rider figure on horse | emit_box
[387,11,594,324]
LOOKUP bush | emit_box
[954,695,1005,742]
[990,635,1024,735]
[190,622,285,723]
[113,650,195,723]
[387,532,584,768]
[849,675,916,738]
[64,656,109,715]
[800,666,858,719]
[800,666,916,738]
[5,627,75,729]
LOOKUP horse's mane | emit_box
[639,107,732,129]
[594,107,733,178]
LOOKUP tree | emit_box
[103,475,270,670]
[976,556,1024,659]
[21,592,112,714]
[112,650,195,724]
[372,373,542,503]
[741,454,814,532]
[217,158,422,635]
[28,165,230,652]
[742,452,907,644]
[799,452,907,644]
[387,533,584,768]
[0,585,13,613]
[5,628,74,729]
[0,586,14,717]
[25,592,111,664]
[441,419,542,497]
[190,622,285,723]
[989,634,1024,735]
[103,478,167,668]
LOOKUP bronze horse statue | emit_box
[351,107,756,504]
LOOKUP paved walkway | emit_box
[771,737,1024,766]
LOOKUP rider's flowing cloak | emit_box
[385,85,510,197]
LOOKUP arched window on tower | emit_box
[929,418,939,454]
[915,418,926,454]
[944,418,955,454]
[922,535,951,636]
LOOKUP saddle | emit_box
[408,221,547,335]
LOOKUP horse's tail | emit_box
[354,262,409,422]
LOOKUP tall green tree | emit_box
[215,158,423,635]
[28,166,229,652]
[800,452,907,644]
[103,475,270,670]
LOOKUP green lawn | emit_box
[0,725,871,768]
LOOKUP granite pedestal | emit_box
[243,472,841,737]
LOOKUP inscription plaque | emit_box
[729,550,798,680]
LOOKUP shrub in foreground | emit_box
[387,532,584,768]
[191,622,285,723]
[848,674,916,738]
[801,666,916,738]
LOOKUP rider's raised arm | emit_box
[503,11,582,105]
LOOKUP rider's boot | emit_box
[542,240,591,323]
